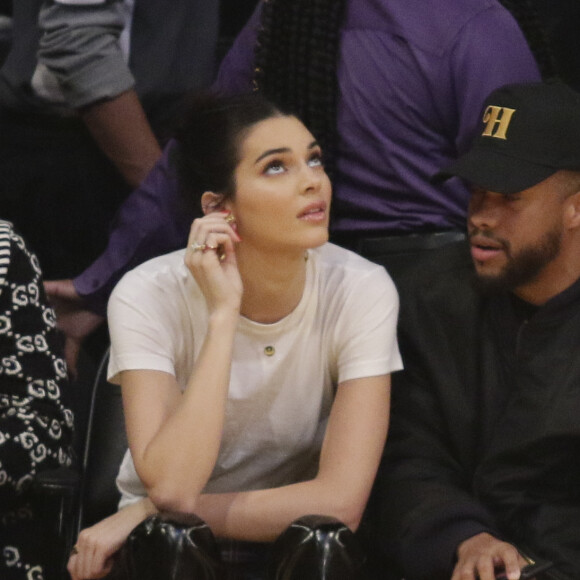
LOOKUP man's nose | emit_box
[468,190,502,230]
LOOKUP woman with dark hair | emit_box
[66,92,402,580]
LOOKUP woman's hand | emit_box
[67,499,156,580]
[184,211,243,315]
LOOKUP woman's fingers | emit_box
[69,535,108,578]
[186,212,240,267]
[186,212,240,264]
[188,212,241,248]
[186,231,236,267]
[184,212,243,313]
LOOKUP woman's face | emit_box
[227,115,332,255]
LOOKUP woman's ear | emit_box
[201,192,225,215]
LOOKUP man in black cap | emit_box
[372,80,580,580]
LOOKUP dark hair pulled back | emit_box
[253,0,347,182]
[174,92,287,213]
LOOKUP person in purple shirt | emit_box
[46,0,543,374]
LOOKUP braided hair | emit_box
[253,0,347,182]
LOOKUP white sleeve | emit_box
[333,266,403,384]
[106,268,178,383]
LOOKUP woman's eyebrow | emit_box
[254,147,290,164]
[254,141,320,165]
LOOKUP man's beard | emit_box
[472,225,563,294]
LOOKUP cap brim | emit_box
[433,147,558,194]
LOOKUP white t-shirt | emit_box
[108,243,402,507]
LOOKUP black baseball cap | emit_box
[434,80,580,194]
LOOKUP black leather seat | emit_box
[33,347,128,577]
[76,348,127,529]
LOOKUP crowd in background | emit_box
[1,1,580,579]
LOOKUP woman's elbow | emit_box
[325,493,367,532]
[146,482,200,515]
[341,503,365,532]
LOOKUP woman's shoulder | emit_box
[111,248,191,303]
[107,248,202,333]
[311,243,396,296]
[119,249,187,284]
[312,242,391,277]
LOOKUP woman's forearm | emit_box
[128,310,239,512]
[194,376,390,542]
[194,477,367,542]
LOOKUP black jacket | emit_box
[374,242,580,580]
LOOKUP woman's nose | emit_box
[300,165,323,193]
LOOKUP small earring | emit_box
[225,213,236,224]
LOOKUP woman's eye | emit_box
[308,153,323,168]
[264,161,285,175]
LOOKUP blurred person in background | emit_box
[0,0,219,281]
[0,219,73,580]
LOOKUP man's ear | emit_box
[564,190,580,230]
[201,191,225,215]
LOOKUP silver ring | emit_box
[190,242,206,253]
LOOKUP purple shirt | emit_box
[75,0,540,313]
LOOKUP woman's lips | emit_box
[298,201,327,222]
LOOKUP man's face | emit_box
[467,173,567,294]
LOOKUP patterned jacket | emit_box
[0,219,73,507]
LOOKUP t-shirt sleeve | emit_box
[106,267,180,383]
[333,265,403,384]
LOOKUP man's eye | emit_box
[264,161,285,175]
[502,193,521,202]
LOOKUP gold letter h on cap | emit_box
[481,106,516,140]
